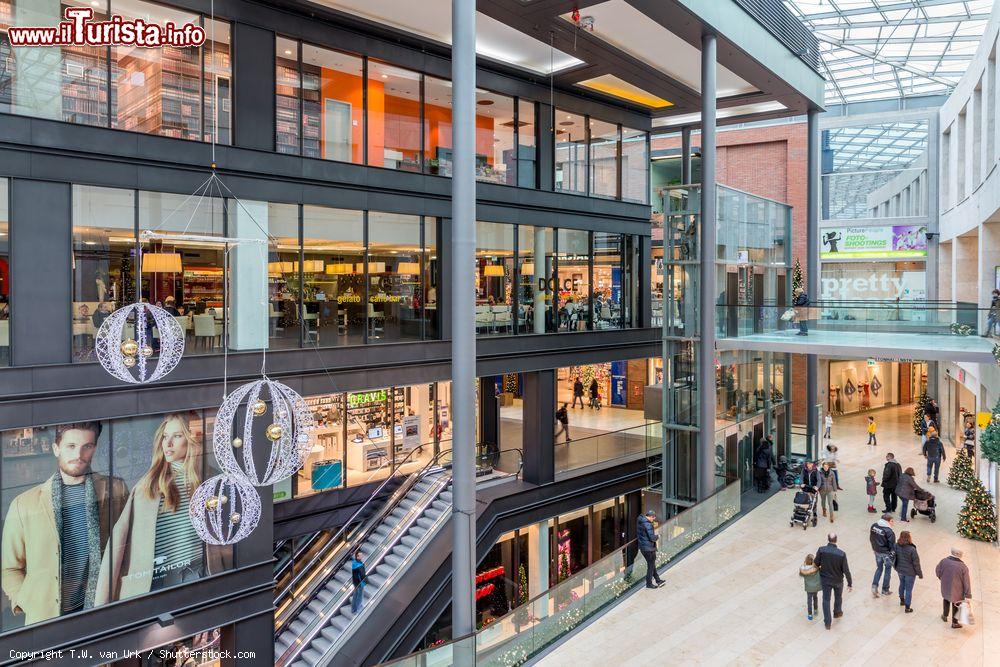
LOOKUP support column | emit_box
[681,126,693,184]
[522,370,556,485]
[450,0,477,648]
[534,226,547,334]
[806,108,820,460]
[525,521,550,598]
[698,34,717,500]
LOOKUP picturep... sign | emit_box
[820,225,927,260]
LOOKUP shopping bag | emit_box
[780,308,796,321]
[832,498,839,512]
[958,601,974,625]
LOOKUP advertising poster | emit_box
[402,414,422,452]
[820,225,927,260]
[610,361,627,406]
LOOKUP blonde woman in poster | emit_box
[96,413,228,603]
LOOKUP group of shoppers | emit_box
[571,376,603,410]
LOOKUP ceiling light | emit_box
[381,74,388,79]
[284,50,292,55]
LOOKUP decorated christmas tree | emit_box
[947,449,976,492]
[980,398,1000,464]
[912,391,931,435]
[792,257,804,299]
[517,563,528,605]
[558,552,571,583]
[957,478,998,542]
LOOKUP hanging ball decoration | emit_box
[190,474,260,546]
[266,423,284,442]
[213,378,316,487]
[95,303,185,384]
[252,400,267,416]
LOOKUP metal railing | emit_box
[378,480,742,667]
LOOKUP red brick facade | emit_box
[653,122,810,423]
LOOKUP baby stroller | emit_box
[910,488,936,523]
[790,488,818,530]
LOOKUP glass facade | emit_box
[555,109,649,203]
[0,179,8,366]
[0,413,233,632]
[555,110,587,195]
[0,2,230,143]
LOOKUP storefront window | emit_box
[475,90,515,185]
[594,232,623,329]
[368,212,423,343]
[556,229,590,331]
[0,413,232,633]
[0,178,7,366]
[275,37,302,155]
[589,119,619,199]
[71,186,136,362]
[424,75,453,176]
[203,20,231,146]
[517,226,555,334]
[554,507,589,580]
[517,100,537,188]
[476,222,514,336]
[265,204,300,350]
[555,110,587,195]
[621,127,648,204]
[138,190,226,354]
[425,220,439,339]
[368,60,422,172]
[303,206,364,346]
[301,44,364,164]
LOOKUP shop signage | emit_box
[402,414,421,451]
[978,412,994,429]
[8,8,206,48]
[820,225,927,260]
[820,271,925,300]
[611,361,626,406]
[348,389,387,407]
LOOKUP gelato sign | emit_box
[820,225,927,260]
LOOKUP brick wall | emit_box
[653,122,811,424]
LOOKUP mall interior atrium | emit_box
[0,0,999,665]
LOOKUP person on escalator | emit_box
[351,550,367,615]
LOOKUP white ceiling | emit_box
[565,0,758,98]
[311,0,583,75]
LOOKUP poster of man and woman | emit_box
[0,413,231,631]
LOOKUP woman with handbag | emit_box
[817,461,837,523]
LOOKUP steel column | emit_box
[681,126,693,184]
[806,108,820,460]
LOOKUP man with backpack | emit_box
[922,429,947,483]
[555,403,571,442]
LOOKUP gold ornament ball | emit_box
[230,512,241,525]
[205,496,219,510]
[120,339,139,356]
[252,400,267,416]
[139,345,154,358]
[122,356,137,368]
[266,423,284,441]
[232,437,243,449]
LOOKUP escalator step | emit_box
[416,517,435,529]
[400,535,419,548]
[384,554,403,568]
[432,500,450,511]
[410,526,427,538]
[391,544,409,557]
[320,626,342,643]
[368,574,386,588]
[312,638,332,655]
[331,616,350,633]
[289,619,308,634]
[439,491,453,502]
[301,648,324,664]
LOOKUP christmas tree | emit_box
[558,552,571,582]
[957,478,998,542]
[912,391,931,435]
[517,564,528,605]
[980,398,1000,464]
[947,449,976,492]
[792,258,804,299]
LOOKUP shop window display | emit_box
[516,225,556,334]
[275,37,302,155]
[555,110,587,195]
[0,413,232,632]
[302,206,365,347]
[556,229,590,332]
[476,222,515,336]
[368,213,423,343]
[593,232,624,329]
[265,204,302,350]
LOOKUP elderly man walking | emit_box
[813,533,853,629]
[936,547,972,628]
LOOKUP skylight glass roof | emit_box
[784,0,992,104]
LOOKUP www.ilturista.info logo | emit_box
[7,8,206,48]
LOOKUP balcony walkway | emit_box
[717,329,997,363]
[538,406,1000,666]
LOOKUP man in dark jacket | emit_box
[869,513,896,597]
[753,439,775,493]
[935,547,972,628]
[922,432,947,483]
[813,533,852,629]
[555,404,570,442]
[572,377,585,409]
[881,453,902,513]
[637,511,664,589]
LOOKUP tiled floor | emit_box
[539,405,1000,666]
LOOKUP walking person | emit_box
[813,533,852,630]
[802,461,821,518]
[637,510,664,589]
[865,469,878,513]
[869,513,896,598]
[588,378,601,410]
[753,438,775,493]
[800,553,822,621]
[350,550,367,614]
[896,466,923,523]
[824,413,833,440]
[572,376,585,409]
[982,288,999,337]
[817,462,837,523]
[935,547,972,629]
[867,416,877,447]
[882,453,902,513]
[555,403,571,442]
[823,443,842,490]
[922,428,947,483]
[963,422,976,459]
[894,531,922,613]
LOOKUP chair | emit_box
[600,305,613,326]
[491,305,512,334]
[301,306,319,344]
[268,303,284,336]
[475,310,493,334]
[193,314,222,350]
[367,303,385,339]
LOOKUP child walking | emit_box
[800,554,821,621]
[867,416,877,447]
[865,468,878,513]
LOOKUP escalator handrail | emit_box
[274,446,456,632]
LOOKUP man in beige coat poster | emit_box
[1,422,127,625]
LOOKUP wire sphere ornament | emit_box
[94,303,185,384]
[189,474,261,545]
[213,378,315,486]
